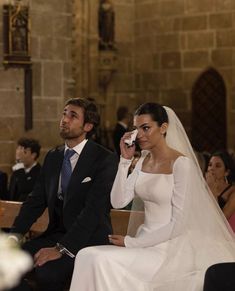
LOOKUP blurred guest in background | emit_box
[205,150,235,231]
[8,137,41,201]
[194,150,210,175]
[112,106,131,157]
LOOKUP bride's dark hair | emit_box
[134,102,168,126]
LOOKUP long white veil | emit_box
[127,106,235,291]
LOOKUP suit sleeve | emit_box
[59,152,118,254]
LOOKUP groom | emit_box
[10,98,118,291]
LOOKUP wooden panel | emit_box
[111,209,144,236]
[30,209,49,233]
[111,209,130,235]
[0,200,21,227]
[0,200,48,232]
[0,201,142,237]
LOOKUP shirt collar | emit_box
[65,139,88,156]
[25,162,37,173]
[118,121,128,129]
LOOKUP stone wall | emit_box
[1,0,234,176]
[0,0,73,175]
[102,0,137,141]
[71,0,235,151]
[72,0,136,149]
[134,0,235,150]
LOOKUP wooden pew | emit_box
[0,200,48,233]
[111,209,130,235]
[0,200,143,236]
[111,209,144,235]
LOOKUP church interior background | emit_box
[0,0,235,175]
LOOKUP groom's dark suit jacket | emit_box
[12,139,118,255]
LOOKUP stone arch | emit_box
[191,67,227,153]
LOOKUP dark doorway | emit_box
[192,68,227,152]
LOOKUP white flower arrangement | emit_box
[0,232,32,291]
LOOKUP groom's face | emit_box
[59,104,92,142]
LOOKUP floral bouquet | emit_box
[0,232,32,290]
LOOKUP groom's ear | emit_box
[84,123,94,133]
[160,123,168,135]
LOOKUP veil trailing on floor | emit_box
[127,106,235,291]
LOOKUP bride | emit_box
[69,103,235,291]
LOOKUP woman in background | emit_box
[206,151,235,231]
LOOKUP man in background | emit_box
[8,137,41,201]
[112,106,131,157]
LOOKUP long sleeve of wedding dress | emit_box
[111,154,191,248]
[110,156,134,208]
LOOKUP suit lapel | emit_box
[64,140,98,204]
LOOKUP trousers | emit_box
[9,234,74,291]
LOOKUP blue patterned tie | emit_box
[61,149,76,195]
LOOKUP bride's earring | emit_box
[224,175,228,184]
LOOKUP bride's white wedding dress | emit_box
[69,154,235,291]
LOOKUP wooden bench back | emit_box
[110,209,130,235]
[0,200,49,233]
[0,200,142,236]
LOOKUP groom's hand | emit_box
[34,247,62,267]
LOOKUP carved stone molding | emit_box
[98,50,117,89]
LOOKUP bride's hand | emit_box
[108,235,125,247]
[120,132,136,160]
[205,171,215,185]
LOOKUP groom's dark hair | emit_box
[65,98,100,138]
